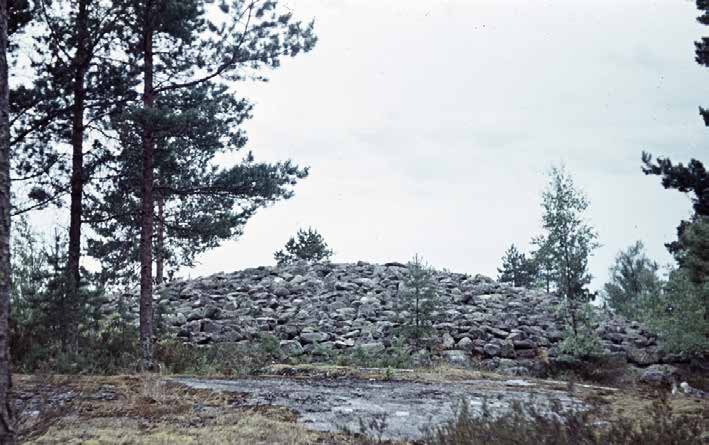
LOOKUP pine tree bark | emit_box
[0,0,16,442]
[65,0,90,355]
[155,190,164,285]
[139,22,155,370]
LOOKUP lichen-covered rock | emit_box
[639,364,679,386]
[442,350,470,367]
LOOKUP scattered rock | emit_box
[102,261,665,373]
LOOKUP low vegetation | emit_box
[424,395,707,445]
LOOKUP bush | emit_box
[643,269,708,356]
[397,255,439,347]
[155,336,282,376]
[274,227,333,265]
[557,303,602,359]
[424,395,706,445]
[337,341,413,369]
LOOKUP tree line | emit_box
[496,0,709,357]
[497,159,707,357]
[0,1,318,441]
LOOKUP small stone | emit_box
[457,337,474,352]
[273,286,290,297]
[299,332,329,344]
[442,350,470,367]
[499,341,516,358]
[639,364,678,386]
[334,339,355,349]
[359,342,385,355]
[627,347,660,366]
[484,343,501,357]
[487,327,510,339]
[280,340,305,356]
[204,305,221,320]
[201,319,222,334]
[441,333,456,349]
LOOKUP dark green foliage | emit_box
[155,338,281,376]
[679,216,709,286]
[643,269,708,356]
[88,83,309,284]
[341,342,414,369]
[497,244,537,288]
[641,154,708,260]
[640,154,708,353]
[604,241,663,319]
[274,227,333,266]
[557,303,603,359]
[696,0,709,123]
[397,255,439,346]
[424,395,706,445]
[10,0,133,212]
[8,219,141,374]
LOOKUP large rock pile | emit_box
[107,261,681,376]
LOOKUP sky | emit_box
[185,0,709,290]
[21,0,702,291]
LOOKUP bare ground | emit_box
[12,366,709,444]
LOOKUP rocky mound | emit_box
[110,261,680,377]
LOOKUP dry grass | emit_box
[25,413,324,445]
[13,374,357,445]
[13,369,709,445]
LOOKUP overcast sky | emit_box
[185,0,708,290]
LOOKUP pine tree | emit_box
[87,83,308,286]
[680,217,709,286]
[603,241,663,319]
[538,165,600,336]
[110,0,316,368]
[642,1,709,260]
[641,153,708,261]
[695,0,709,124]
[639,1,709,347]
[497,244,536,288]
[398,255,438,346]
[11,0,135,353]
[274,227,333,266]
[0,0,15,441]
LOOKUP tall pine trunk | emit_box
[65,0,90,354]
[155,190,164,285]
[0,0,16,442]
[139,23,155,370]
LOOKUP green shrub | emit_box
[643,269,708,356]
[398,255,439,347]
[274,227,333,266]
[557,303,602,358]
[155,338,281,376]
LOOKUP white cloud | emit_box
[185,0,708,290]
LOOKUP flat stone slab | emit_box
[174,376,586,441]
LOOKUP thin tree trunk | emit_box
[65,0,90,355]
[139,23,155,370]
[0,1,16,442]
[155,190,164,285]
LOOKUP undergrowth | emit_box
[423,395,706,445]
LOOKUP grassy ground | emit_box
[14,374,364,445]
[13,366,709,444]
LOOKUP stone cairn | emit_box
[103,261,683,379]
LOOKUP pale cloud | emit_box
[184,0,707,290]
